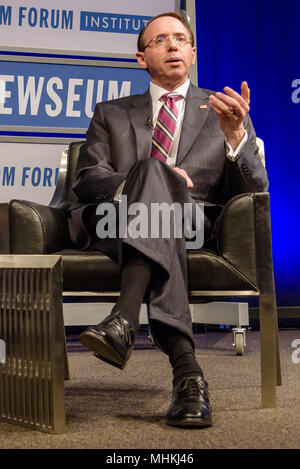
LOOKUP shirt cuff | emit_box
[225,130,248,162]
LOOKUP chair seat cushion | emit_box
[56,249,257,293]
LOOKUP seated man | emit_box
[68,11,268,428]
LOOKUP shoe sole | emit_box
[79,330,127,369]
[166,417,212,428]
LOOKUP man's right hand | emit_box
[173,167,194,189]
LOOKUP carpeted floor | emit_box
[0,329,300,449]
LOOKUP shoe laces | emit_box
[109,316,133,346]
[178,377,208,400]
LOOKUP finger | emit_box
[209,96,230,117]
[223,88,250,113]
[187,176,194,188]
[223,86,250,113]
[213,93,244,118]
[209,96,225,116]
[209,98,221,114]
[174,168,194,188]
[241,81,250,104]
[182,171,194,188]
[209,94,242,119]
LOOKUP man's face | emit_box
[136,16,196,90]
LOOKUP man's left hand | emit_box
[173,167,194,189]
[209,81,250,151]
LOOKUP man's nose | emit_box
[167,36,178,49]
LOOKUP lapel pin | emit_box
[200,104,208,109]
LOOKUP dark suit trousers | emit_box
[86,158,207,345]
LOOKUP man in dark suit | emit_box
[69,12,268,428]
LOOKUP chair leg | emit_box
[259,296,277,408]
[275,317,282,386]
[254,193,281,406]
[63,331,70,381]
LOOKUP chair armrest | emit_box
[216,193,267,286]
[8,199,69,254]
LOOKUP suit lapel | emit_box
[176,84,211,165]
[128,90,153,161]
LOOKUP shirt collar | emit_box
[150,79,190,103]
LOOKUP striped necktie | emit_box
[150,93,182,162]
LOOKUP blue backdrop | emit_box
[195,0,300,306]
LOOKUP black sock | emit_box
[150,320,203,387]
[116,245,152,333]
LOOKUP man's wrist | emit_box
[225,127,246,151]
[225,130,248,161]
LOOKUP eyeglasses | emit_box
[144,34,192,50]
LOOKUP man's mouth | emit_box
[166,57,183,64]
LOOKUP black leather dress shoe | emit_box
[79,310,135,369]
[166,376,212,428]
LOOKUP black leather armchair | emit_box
[0,141,282,408]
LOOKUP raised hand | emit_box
[209,81,250,150]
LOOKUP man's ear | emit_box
[191,47,196,65]
[136,52,147,70]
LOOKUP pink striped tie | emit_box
[150,93,182,162]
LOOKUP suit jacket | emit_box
[69,83,269,248]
